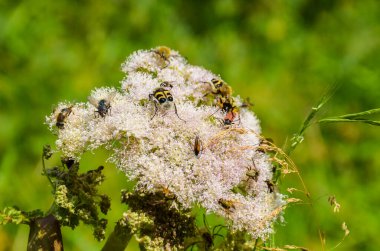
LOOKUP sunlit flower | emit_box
[46,46,286,240]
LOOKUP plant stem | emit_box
[334,107,380,119]
[27,214,63,251]
[285,82,340,155]
[101,217,133,251]
[318,118,380,126]
[318,107,380,126]
[139,243,147,251]
[42,152,54,189]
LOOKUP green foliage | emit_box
[119,190,267,250]
[44,158,111,241]
[286,82,341,155]
[121,190,197,249]
[0,207,43,225]
[0,0,379,250]
[319,108,380,126]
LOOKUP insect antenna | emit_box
[208,107,221,119]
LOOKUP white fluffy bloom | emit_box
[46,46,286,239]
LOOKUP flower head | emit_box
[46,46,286,240]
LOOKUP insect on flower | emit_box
[151,46,175,68]
[150,185,177,205]
[193,135,204,157]
[223,109,239,126]
[159,185,176,200]
[218,198,237,211]
[88,92,116,118]
[217,96,237,113]
[212,96,240,126]
[159,81,173,89]
[149,82,185,122]
[202,78,233,98]
[55,106,73,129]
[245,158,259,182]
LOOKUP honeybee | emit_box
[193,135,204,157]
[218,198,236,211]
[149,82,185,121]
[88,93,116,118]
[56,106,73,129]
[203,78,233,98]
[151,46,174,68]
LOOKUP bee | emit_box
[218,198,236,211]
[193,135,204,157]
[88,93,115,118]
[202,78,233,98]
[151,46,174,68]
[149,82,185,121]
[56,106,73,129]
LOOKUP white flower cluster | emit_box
[46,46,286,239]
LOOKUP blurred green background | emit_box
[0,0,379,250]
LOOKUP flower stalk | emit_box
[27,214,63,251]
[101,216,133,251]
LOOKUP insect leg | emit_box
[162,59,170,69]
[237,112,241,125]
[174,102,186,122]
[150,102,158,120]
